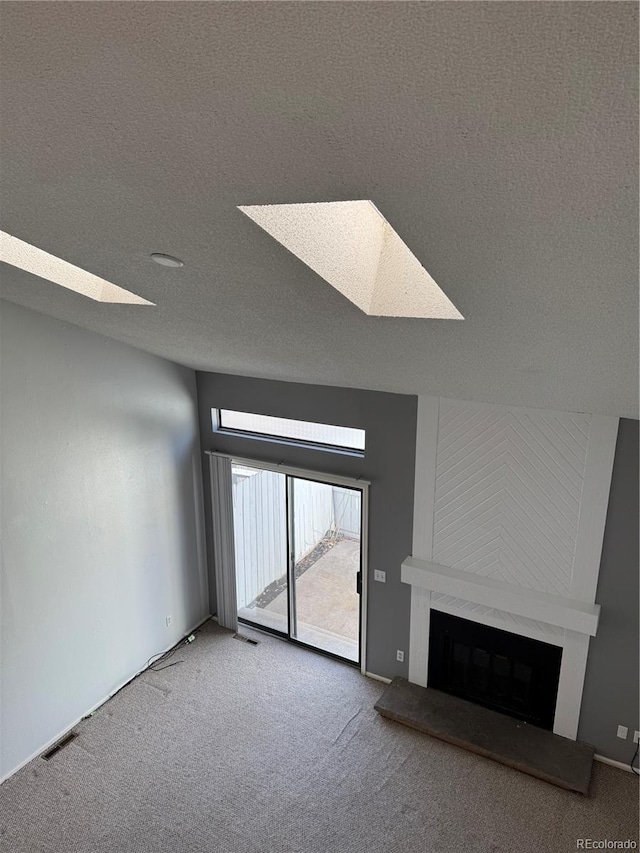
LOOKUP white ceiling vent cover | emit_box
[238,200,463,319]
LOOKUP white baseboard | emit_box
[594,753,636,774]
[0,615,212,786]
[365,671,392,684]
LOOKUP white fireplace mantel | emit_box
[402,557,601,636]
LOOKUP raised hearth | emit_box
[375,678,595,794]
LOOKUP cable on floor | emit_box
[146,629,199,672]
[147,646,183,671]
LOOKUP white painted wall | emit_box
[0,302,209,780]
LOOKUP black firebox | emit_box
[428,611,562,730]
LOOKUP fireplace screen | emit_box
[428,611,562,730]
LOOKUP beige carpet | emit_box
[1,621,637,853]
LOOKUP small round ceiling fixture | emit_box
[150,252,184,268]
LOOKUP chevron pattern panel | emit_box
[432,400,592,596]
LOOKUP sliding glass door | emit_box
[289,477,361,662]
[231,463,362,665]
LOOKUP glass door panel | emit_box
[290,478,361,663]
[232,463,288,635]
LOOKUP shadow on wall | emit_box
[86,386,208,651]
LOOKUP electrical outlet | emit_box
[616,725,628,739]
[374,570,386,583]
[165,615,172,628]
[634,731,640,744]
[396,650,404,662]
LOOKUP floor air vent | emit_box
[233,633,259,646]
[42,732,78,761]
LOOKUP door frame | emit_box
[212,451,370,674]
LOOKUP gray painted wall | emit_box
[0,301,209,780]
[196,372,417,679]
[578,418,639,763]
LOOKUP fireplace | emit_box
[428,611,563,730]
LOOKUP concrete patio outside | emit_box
[238,538,360,662]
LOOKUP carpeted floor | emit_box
[1,621,637,853]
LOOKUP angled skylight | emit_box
[0,231,154,305]
[238,200,463,319]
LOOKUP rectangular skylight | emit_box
[0,231,154,304]
[214,409,366,452]
[238,200,463,319]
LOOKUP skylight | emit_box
[238,200,463,319]
[0,231,154,305]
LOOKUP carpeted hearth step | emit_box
[375,677,595,794]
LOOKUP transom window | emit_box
[212,409,365,453]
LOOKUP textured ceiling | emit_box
[0,2,637,417]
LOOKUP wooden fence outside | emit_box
[232,469,361,609]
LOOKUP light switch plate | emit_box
[374,570,386,583]
[616,725,628,739]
